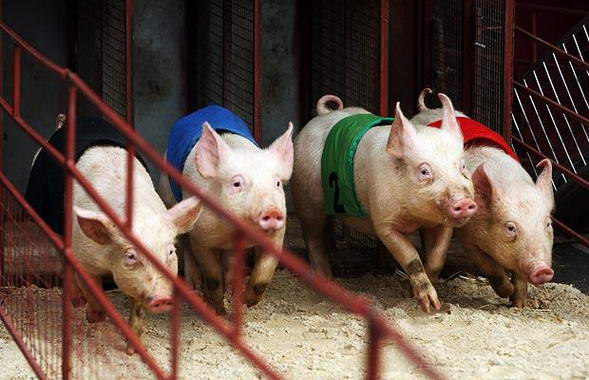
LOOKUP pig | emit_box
[412,88,555,307]
[290,94,476,313]
[26,117,202,354]
[159,105,294,314]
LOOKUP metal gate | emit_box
[0,10,442,380]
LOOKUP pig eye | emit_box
[505,222,518,239]
[546,220,552,229]
[124,250,139,267]
[230,175,245,192]
[276,180,281,188]
[417,163,433,182]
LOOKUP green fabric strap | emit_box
[321,114,394,217]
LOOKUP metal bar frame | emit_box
[503,0,514,142]
[379,0,389,116]
[0,19,445,380]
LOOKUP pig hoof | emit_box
[510,297,527,308]
[86,308,106,323]
[125,344,136,356]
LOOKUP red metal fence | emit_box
[0,18,443,380]
[511,16,589,246]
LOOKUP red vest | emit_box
[428,117,519,162]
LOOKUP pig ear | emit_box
[74,207,118,245]
[269,122,294,180]
[438,93,463,143]
[167,196,203,234]
[535,159,553,200]
[471,164,494,208]
[386,102,418,159]
[195,122,231,178]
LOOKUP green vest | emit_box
[321,114,394,217]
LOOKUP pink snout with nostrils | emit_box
[527,264,554,285]
[146,296,173,313]
[448,198,477,223]
[258,208,285,232]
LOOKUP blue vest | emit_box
[166,105,259,201]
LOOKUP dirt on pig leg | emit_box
[75,274,106,323]
[126,300,146,355]
[377,226,440,313]
[182,237,203,293]
[461,242,514,298]
[420,225,453,284]
[510,272,528,308]
[193,243,226,315]
[245,230,285,307]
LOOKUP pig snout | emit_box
[527,264,554,285]
[146,296,173,313]
[258,208,285,232]
[448,198,477,223]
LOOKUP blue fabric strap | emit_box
[166,105,259,201]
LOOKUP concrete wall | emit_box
[133,0,187,178]
[2,0,70,190]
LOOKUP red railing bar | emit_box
[65,251,167,379]
[515,26,589,71]
[379,0,389,117]
[12,45,21,117]
[514,81,589,129]
[125,145,135,230]
[0,308,48,380]
[366,322,382,380]
[170,291,181,380]
[0,22,67,77]
[61,85,77,380]
[0,172,64,251]
[515,3,589,16]
[511,137,589,190]
[552,217,589,248]
[231,234,246,339]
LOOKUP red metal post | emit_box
[379,0,389,117]
[366,321,382,380]
[170,290,181,380]
[12,45,22,118]
[253,0,262,141]
[462,0,475,114]
[126,0,134,127]
[62,85,78,380]
[125,144,135,229]
[503,0,514,143]
[0,0,4,286]
[231,233,246,339]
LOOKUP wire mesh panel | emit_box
[188,0,258,133]
[431,0,464,109]
[0,186,63,378]
[75,0,130,120]
[308,0,382,114]
[430,0,510,133]
[472,0,509,132]
[512,16,589,189]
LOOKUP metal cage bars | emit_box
[0,21,444,380]
[511,23,589,248]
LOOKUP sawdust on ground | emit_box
[0,271,588,379]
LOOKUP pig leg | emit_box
[299,212,334,278]
[510,273,528,308]
[420,225,453,284]
[183,241,202,293]
[245,229,285,307]
[191,241,226,315]
[74,273,106,323]
[376,226,440,312]
[125,299,146,355]
[462,243,514,298]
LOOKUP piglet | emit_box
[160,105,293,314]
[26,117,202,354]
[291,95,476,313]
[412,88,555,307]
